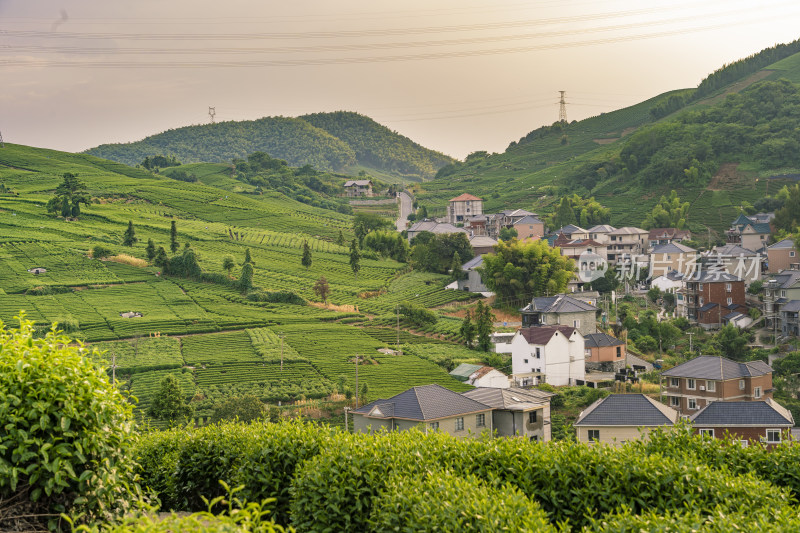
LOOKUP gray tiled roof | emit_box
[514,215,544,225]
[698,302,718,312]
[352,384,490,421]
[661,356,772,380]
[521,294,598,314]
[344,179,373,187]
[587,224,616,233]
[608,226,648,235]
[584,332,624,348]
[557,224,586,234]
[711,244,758,257]
[462,387,553,410]
[574,394,678,426]
[686,270,742,283]
[781,300,800,313]
[651,242,696,254]
[408,221,467,235]
[769,238,796,250]
[768,270,800,289]
[462,255,484,270]
[690,399,793,426]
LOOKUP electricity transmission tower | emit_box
[208,106,216,124]
[558,91,567,123]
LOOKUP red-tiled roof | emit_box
[449,193,483,202]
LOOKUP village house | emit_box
[406,220,467,241]
[447,193,483,225]
[456,255,489,294]
[574,394,679,446]
[725,213,771,251]
[583,332,627,372]
[649,242,697,278]
[677,271,746,328]
[462,387,553,441]
[702,244,762,286]
[500,208,537,227]
[689,399,794,449]
[661,355,773,416]
[497,325,585,387]
[469,235,497,255]
[449,363,509,388]
[605,227,649,264]
[512,215,546,241]
[764,268,800,336]
[554,234,608,262]
[351,384,493,439]
[648,227,691,249]
[553,224,589,241]
[767,238,798,273]
[586,224,616,244]
[343,179,373,197]
[520,294,598,335]
[650,270,684,296]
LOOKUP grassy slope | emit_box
[417,52,800,234]
[0,144,476,415]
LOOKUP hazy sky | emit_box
[2,0,800,159]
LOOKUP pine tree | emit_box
[313,276,330,303]
[122,220,138,246]
[244,248,253,264]
[349,239,361,279]
[154,246,169,270]
[336,230,345,247]
[222,255,235,276]
[145,239,156,262]
[147,375,193,421]
[554,196,576,227]
[170,220,179,253]
[301,240,312,270]
[450,251,464,281]
[475,301,495,352]
[460,309,476,348]
[239,262,254,292]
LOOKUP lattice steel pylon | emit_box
[208,106,216,124]
[558,91,567,123]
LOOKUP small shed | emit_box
[120,311,143,318]
[27,267,47,275]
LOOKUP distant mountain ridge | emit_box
[84,112,455,181]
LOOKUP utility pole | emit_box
[111,349,117,384]
[558,91,568,123]
[687,332,694,355]
[354,354,360,408]
[343,406,350,433]
[208,106,216,124]
[278,332,285,371]
[396,304,400,354]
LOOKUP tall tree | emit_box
[147,374,193,422]
[46,172,90,219]
[170,220,179,253]
[313,276,330,303]
[349,239,361,279]
[642,190,690,229]
[474,301,495,352]
[239,262,254,292]
[301,240,312,270]
[460,309,476,348]
[244,248,253,264]
[154,246,169,269]
[553,196,576,227]
[336,230,345,247]
[222,255,235,276]
[145,239,156,262]
[450,251,464,281]
[478,239,574,305]
[122,220,138,246]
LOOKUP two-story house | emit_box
[583,332,627,372]
[513,215,546,241]
[648,227,692,249]
[519,294,598,335]
[574,394,679,446]
[690,398,793,449]
[606,227,649,264]
[498,325,585,387]
[702,244,762,286]
[767,238,798,273]
[462,387,553,441]
[677,271,746,328]
[407,220,468,241]
[447,193,483,224]
[456,255,489,293]
[763,268,800,336]
[660,355,773,416]
[343,179,373,197]
[553,224,589,241]
[649,242,697,279]
[725,213,771,251]
[586,224,616,244]
[352,384,493,438]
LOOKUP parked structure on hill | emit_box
[574,394,679,446]
[660,356,773,416]
[689,398,793,449]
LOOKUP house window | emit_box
[535,347,541,358]
[791,251,796,258]
[524,358,529,364]
[588,429,600,442]
[476,413,486,427]
[529,411,538,424]
[699,297,704,306]
[669,396,680,407]
[688,398,698,410]
[616,346,621,358]
[782,290,787,298]
[699,429,714,438]
[699,283,703,290]
[429,422,439,431]
[727,297,733,305]
[739,379,745,390]
[726,283,732,292]
[755,386,762,399]
[766,429,781,443]
[573,319,580,328]
[687,378,696,390]
[455,417,464,431]
[707,381,716,392]
[530,435,539,442]
[541,315,546,324]
[670,378,679,387]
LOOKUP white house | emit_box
[449,363,510,388]
[497,325,585,387]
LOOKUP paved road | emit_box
[396,191,413,231]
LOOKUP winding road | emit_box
[396,191,413,231]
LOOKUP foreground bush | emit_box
[0,315,139,529]
[586,505,800,532]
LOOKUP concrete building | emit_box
[553,224,589,241]
[513,215,546,241]
[725,213,771,251]
[574,394,679,446]
[469,235,497,255]
[689,399,794,449]
[648,227,692,249]
[703,244,762,286]
[449,364,509,388]
[462,387,553,441]
[586,225,617,245]
[351,384,493,439]
[447,193,483,224]
[767,238,798,273]
[764,268,800,336]
[651,270,684,295]
[661,356,773,416]
[500,325,585,387]
[407,220,468,241]
[520,294,598,335]
[343,179,373,197]
[606,227,649,263]
[583,332,627,372]
[677,271,746,328]
[649,242,697,279]
[456,255,489,294]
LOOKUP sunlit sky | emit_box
[2,0,800,159]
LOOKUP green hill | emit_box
[84,112,456,182]
[417,40,800,235]
[0,143,476,421]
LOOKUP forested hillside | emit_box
[417,41,800,235]
[84,112,455,181]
